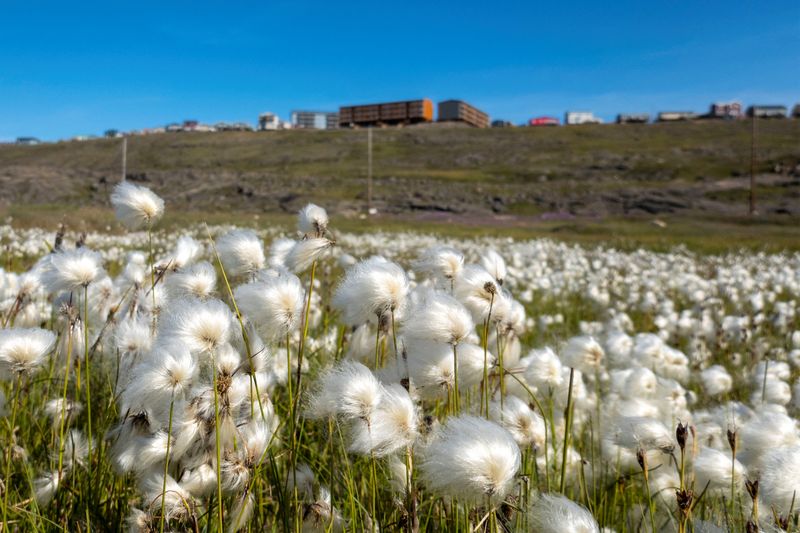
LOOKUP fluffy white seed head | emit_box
[700,365,733,397]
[759,444,800,514]
[528,493,600,533]
[453,265,509,324]
[0,327,56,375]
[307,360,383,422]
[413,246,464,286]
[160,235,203,271]
[348,383,418,457]
[42,248,104,292]
[419,415,520,503]
[234,272,304,340]
[611,416,675,454]
[285,237,333,273]
[158,297,233,356]
[523,347,564,391]
[332,257,409,326]
[166,261,217,299]
[561,335,604,373]
[480,249,507,286]
[110,181,165,229]
[267,238,296,269]
[693,447,746,494]
[490,395,546,450]
[216,229,265,277]
[298,203,329,236]
[403,290,474,345]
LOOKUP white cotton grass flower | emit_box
[234,272,304,340]
[405,339,492,400]
[348,383,418,457]
[158,297,233,356]
[621,367,657,399]
[700,365,733,397]
[561,335,604,374]
[160,235,203,270]
[42,247,104,292]
[738,411,800,468]
[332,257,409,326]
[611,416,675,453]
[121,251,147,286]
[110,181,165,229]
[267,238,296,269]
[480,249,507,286]
[227,492,255,533]
[62,429,92,470]
[752,376,792,406]
[284,237,333,273]
[216,229,265,277]
[528,493,599,533]
[302,486,345,532]
[759,444,800,514]
[145,341,198,398]
[34,471,62,506]
[141,471,193,521]
[523,347,564,391]
[453,264,509,324]
[490,395,546,450]
[166,261,217,299]
[403,290,474,345]
[0,327,56,375]
[413,246,464,287]
[298,203,329,236]
[419,415,520,503]
[306,360,383,422]
[693,447,746,494]
[44,398,83,423]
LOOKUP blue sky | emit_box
[1,1,798,140]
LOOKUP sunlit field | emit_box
[1,183,799,532]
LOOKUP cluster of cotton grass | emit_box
[1,180,799,532]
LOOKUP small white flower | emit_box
[216,229,265,277]
[0,327,56,375]
[298,203,329,236]
[42,248,104,292]
[419,415,520,503]
[110,181,165,229]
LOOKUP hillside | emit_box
[1,120,799,220]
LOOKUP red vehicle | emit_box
[529,116,560,126]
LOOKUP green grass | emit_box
[3,203,799,255]
[2,120,798,184]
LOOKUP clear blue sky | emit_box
[2,1,798,140]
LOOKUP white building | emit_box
[258,112,281,131]
[565,111,602,125]
[291,111,339,130]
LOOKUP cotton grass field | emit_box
[1,182,799,533]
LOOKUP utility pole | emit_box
[121,137,128,182]
[367,127,373,214]
[749,112,757,215]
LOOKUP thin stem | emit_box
[56,320,75,479]
[481,294,495,418]
[160,392,176,533]
[559,367,575,494]
[147,225,156,331]
[452,343,460,414]
[2,374,22,530]
[83,284,93,531]
[212,362,224,532]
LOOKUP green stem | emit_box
[160,392,176,533]
[2,375,22,530]
[559,367,575,494]
[212,362,224,532]
[481,294,495,418]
